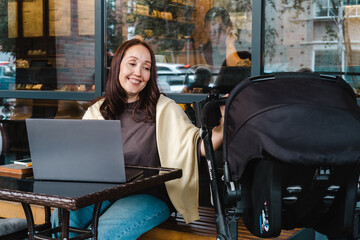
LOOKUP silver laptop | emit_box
[26,118,142,183]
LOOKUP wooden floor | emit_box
[139,207,302,240]
[0,201,301,239]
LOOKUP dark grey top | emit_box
[117,102,173,208]
[118,102,160,167]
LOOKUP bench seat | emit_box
[139,206,303,240]
[0,201,303,239]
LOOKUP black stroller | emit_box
[199,72,360,239]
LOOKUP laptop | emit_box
[25,118,143,183]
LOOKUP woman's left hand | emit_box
[225,27,238,46]
[218,93,228,127]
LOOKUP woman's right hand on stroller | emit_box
[200,92,228,156]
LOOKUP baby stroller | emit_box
[200,72,360,240]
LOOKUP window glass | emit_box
[0,0,95,92]
[0,97,90,162]
[0,98,90,120]
[0,0,252,96]
[264,0,360,93]
[106,0,252,94]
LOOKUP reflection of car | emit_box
[0,64,16,90]
[156,63,190,93]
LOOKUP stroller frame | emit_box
[200,73,360,240]
[200,90,242,240]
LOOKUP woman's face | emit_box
[205,16,228,47]
[119,44,151,102]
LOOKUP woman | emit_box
[51,38,224,239]
[202,7,251,67]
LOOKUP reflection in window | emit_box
[314,0,339,18]
[314,50,341,73]
[315,0,360,18]
[0,98,89,120]
[0,64,15,90]
[265,0,360,92]
[106,0,252,94]
[0,0,96,92]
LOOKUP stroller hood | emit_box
[224,73,360,181]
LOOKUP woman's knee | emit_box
[97,194,170,240]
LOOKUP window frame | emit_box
[0,0,265,103]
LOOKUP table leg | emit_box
[33,206,52,233]
[21,204,94,240]
[21,202,36,240]
[90,202,102,240]
[45,206,51,224]
[59,208,70,239]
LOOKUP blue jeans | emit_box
[51,194,170,240]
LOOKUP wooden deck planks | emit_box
[139,207,302,240]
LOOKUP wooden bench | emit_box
[0,200,48,225]
[0,201,303,239]
[139,206,303,240]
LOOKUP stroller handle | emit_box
[200,91,227,130]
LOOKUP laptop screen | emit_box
[26,119,137,183]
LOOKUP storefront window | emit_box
[106,0,252,94]
[0,0,253,97]
[0,0,96,93]
[264,0,360,92]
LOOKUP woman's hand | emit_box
[225,27,238,47]
[200,94,228,157]
[225,26,241,66]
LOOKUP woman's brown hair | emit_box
[99,39,160,122]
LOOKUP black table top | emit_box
[0,165,182,210]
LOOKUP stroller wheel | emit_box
[243,158,282,238]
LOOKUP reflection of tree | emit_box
[265,0,311,62]
[222,0,252,12]
[265,0,358,88]
[107,0,193,54]
[265,25,277,60]
[106,0,126,52]
[0,1,15,54]
[323,0,358,87]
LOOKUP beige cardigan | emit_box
[82,94,200,223]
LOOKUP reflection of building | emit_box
[108,0,252,66]
[313,1,360,86]
[264,0,360,88]
[124,0,198,64]
[7,0,96,91]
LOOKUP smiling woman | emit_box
[50,38,225,240]
[118,44,152,102]
[99,39,160,122]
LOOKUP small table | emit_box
[0,165,182,240]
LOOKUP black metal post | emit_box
[202,127,231,240]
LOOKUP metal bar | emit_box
[202,129,231,239]
[95,0,105,97]
[0,90,96,101]
[165,93,208,104]
[251,0,265,77]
